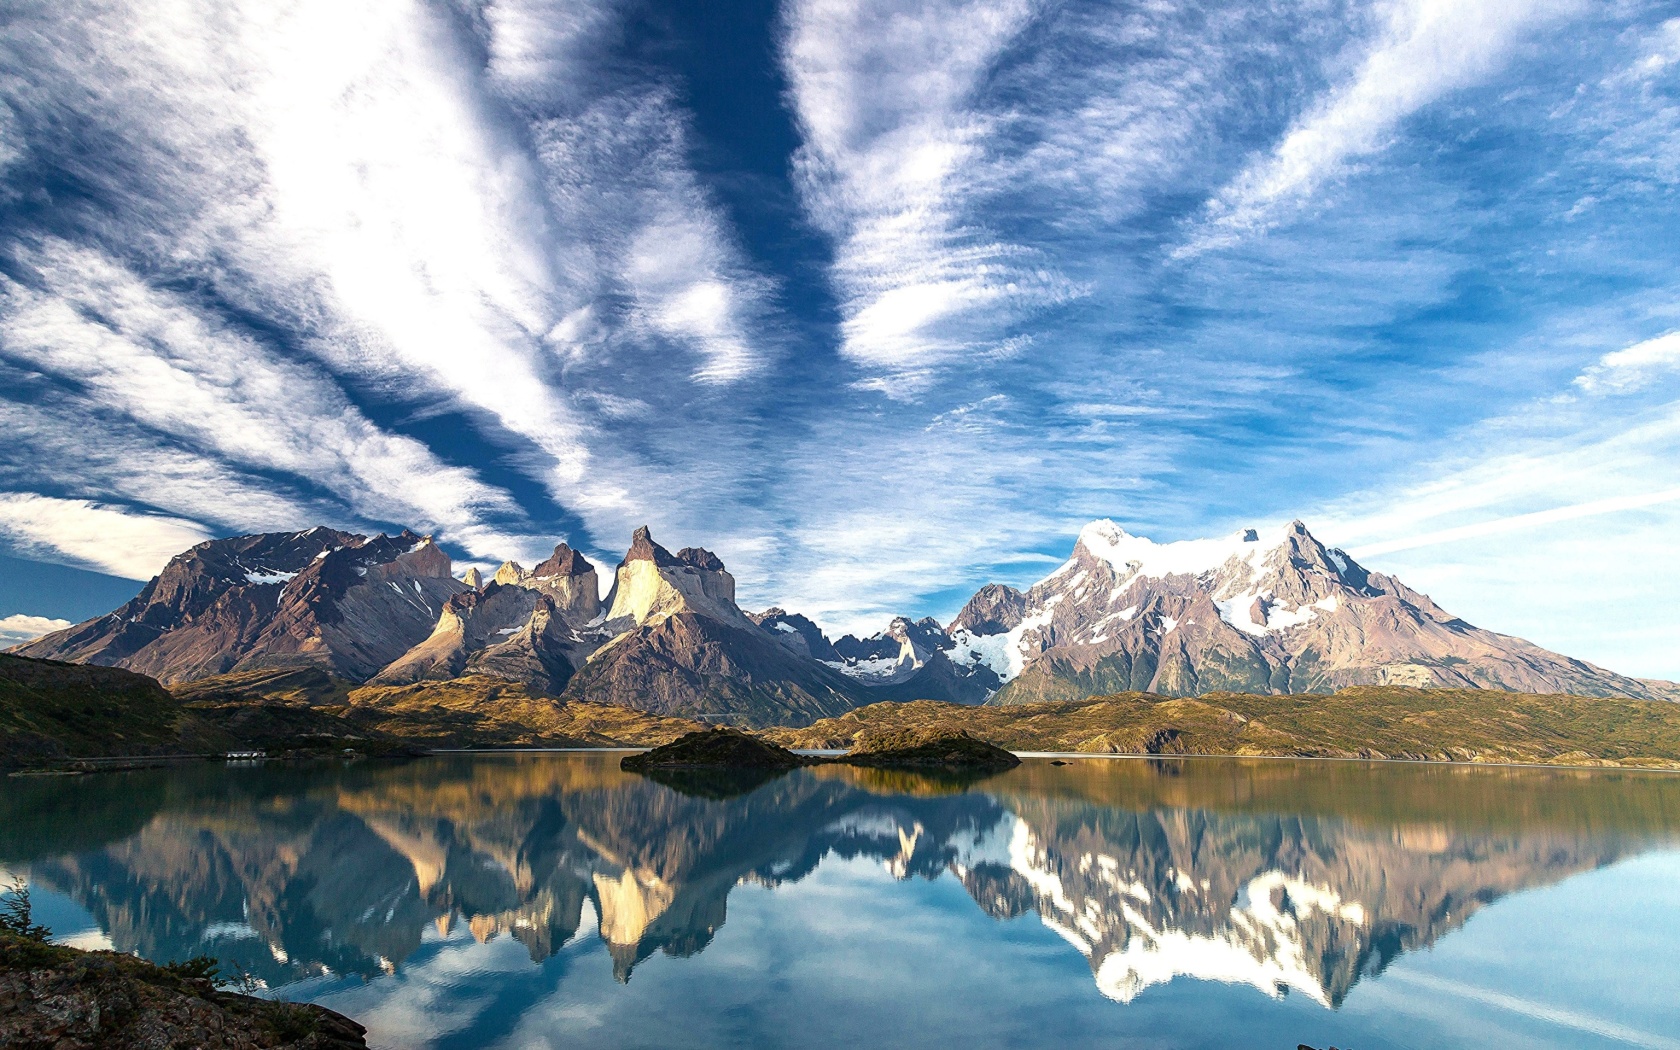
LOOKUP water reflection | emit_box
[4,755,1678,1026]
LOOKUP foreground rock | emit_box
[0,932,366,1049]
[844,727,1020,771]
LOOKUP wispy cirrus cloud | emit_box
[780,0,1079,387]
[0,241,534,560]
[1181,0,1580,255]
[0,0,780,571]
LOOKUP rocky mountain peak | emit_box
[751,608,841,662]
[461,567,483,589]
[950,583,1027,635]
[493,560,526,586]
[14,526,466,683]
[533,543,593,578]
[676,546,725,572]
[623,526,682,567]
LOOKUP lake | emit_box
[4,753,1680,1049]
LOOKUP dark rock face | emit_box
[750,608,841,662]
[531,543,593,578]
[621,727,806,771]
[949,583,1028,636]
[675,547,725,572]
[0,932,368,1048]
[622,526,683,567]
[561,612,862,727]
[829,616,1001,705]
[12,529,465,685]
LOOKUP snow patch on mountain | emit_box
[243,569,298,586]
[1075,519,1281,582]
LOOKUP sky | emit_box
[0,0,1678,678]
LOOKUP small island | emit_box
[842,726,1021,772]
[621,726,809,771]
[619,725,1019,775]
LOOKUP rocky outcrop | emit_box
[556,528,865,726]
[842,727,1019,771]
[600,527,739,628]
[621,727,807,771]
[11,529,466,684]
[481,545,602,624]
[0,933,367,1049]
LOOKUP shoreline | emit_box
[15,746,1674,777]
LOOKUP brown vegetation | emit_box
[765,687,1680,769]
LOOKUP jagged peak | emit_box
[676,546,726,572]
[622,525,682,567]
[534,543,594,578]
[493,560,526,586]
[1068,519,1332,582]
[461,567,483,589]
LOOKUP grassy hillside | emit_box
[339,676,701,747]
[0,657,701,766]
[765,687,1680,769]
[178,669,702,748]
[0,654,186,763]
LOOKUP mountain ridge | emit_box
[10,518,1677,722]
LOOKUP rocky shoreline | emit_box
[0,931,366,1049]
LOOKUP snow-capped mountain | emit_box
[819,616,1001,704]
[14,515,1675,716]
[953,519,1677,703]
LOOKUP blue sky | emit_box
[1,0,1678,678]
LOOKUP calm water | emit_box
[4,754,1680,1049]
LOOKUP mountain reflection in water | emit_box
[4,754,1679,1045]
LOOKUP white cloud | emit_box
[0,493,213,580]
[1183,0,1577,254]
[0,0,775,555]
[1574,331,1680,393]
[781,0,1078,380]
[1351,486,1680,557]
[0,242,532,561]
[0,614,75,646]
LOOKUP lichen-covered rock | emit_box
[0,933,366,1049]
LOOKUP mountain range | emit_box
[12,518,1677,725]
